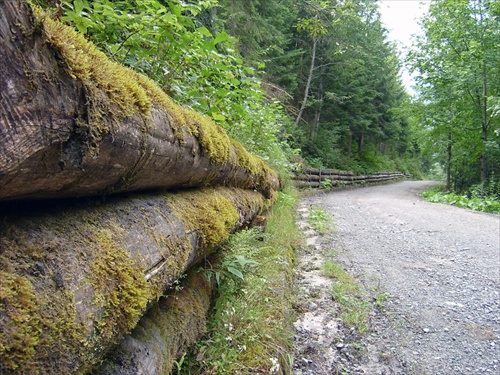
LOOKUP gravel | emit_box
[293,181,500,375]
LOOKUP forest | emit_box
[33,0,500,198]
[1,1,499,373]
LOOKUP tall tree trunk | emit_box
[0,1,278,201]
[310,64,324,141]
[446,132,452,191]
[357,133,364,159]
[294,36,317,128]
[480,60,489,184]
[347,129,353,160]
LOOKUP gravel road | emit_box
[294,181,500,375]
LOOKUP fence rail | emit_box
[293,168,411,188]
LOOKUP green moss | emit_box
[0,232,84,375]
[86,228,152,344]
[31,6,278,190]
[0,213,153,374]
[0,271,41,372]
[168,187,274,253]
[169,189,241,250]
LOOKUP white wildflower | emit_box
[269,357,280,373]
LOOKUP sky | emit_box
[378,0,431,91]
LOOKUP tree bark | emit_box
[0,1,278,201]
[93,270,213,375]
[0,187,270,374]
[446,132,452,191]
[294,35,317,128]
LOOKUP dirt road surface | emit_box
[293,181,499,374]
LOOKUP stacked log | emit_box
[0,2,278,374]
[0,1,278,201]
[293,168,410,188]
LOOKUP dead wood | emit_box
[0,1,278,201]
[0,187,270,374]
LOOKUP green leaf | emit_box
[198,26,213,38]
[74,0,84,15]
[211,113,226,122]
[213,32,230,45]
[234,255,258,267]
[226,266,244,280]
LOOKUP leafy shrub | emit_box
[319,178,333,190]
[39,0,292,170]
[421,189,500,214]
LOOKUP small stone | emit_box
[300,358,310,366]
[308,302,318,311]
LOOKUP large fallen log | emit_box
[0,1,278,201]
[0,187,271,374]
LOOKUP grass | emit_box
[323,259,370,333]
[308,207,371,334]
[305,207,371,333]
[177,186,301,374]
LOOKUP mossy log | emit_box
[94,270,213,375]
[0,187,271,374]
[0,1,278,201]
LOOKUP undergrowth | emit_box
[308,208,370,333]
[421,184,500,214]
[322,258,370,333]
[307,206,334,235]
[176,186,300,374]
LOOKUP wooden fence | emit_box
[293,168,411,189]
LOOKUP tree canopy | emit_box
[408,0,500,194]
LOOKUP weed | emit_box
[307,206,334,234]
[319,178,333,189]
[350,342,364,352]
[204,254,259,287]
[174,353,187,374]
[374,293,388,311]
[180,187,300,374]
[322,260,370,333]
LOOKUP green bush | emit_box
[421,188,500,214]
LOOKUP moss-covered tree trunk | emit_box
[93,270,214,375]
[0,1,279,201]
[0,3,281,373]
[0,187,271,374]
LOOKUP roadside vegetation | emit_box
[421,182,500,214]
[308,208,370,333]
[177,186,301,374]
[322,255,370,334]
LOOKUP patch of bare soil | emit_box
[292,181,500,375]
